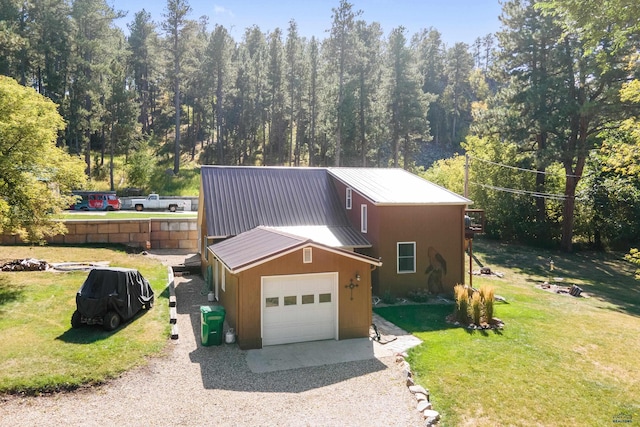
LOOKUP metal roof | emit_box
[269,225,370,249]
[200,166,371,248]
[209,227,381,273]
[328,167,471,205]
[209,227,308,272]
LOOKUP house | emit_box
[328,167,471,297]
[198,166,470,349]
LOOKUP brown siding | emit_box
[331,177,466,297]
[375,205,465,296]
[232,247,372,350]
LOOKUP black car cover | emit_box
[76,267,154,321]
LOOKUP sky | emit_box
[110,0,504,47]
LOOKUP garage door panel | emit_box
[262,273,337,346]
[262,323,334,345]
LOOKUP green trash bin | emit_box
[200,305,225,346]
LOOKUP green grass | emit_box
[376,239,640,426]
[149,166,201,196]
[56,211,197,220]
[82,151,201,196]
[0,246,171,395]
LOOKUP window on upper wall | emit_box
[346,187,352,210]
[303,247,312,263]
[397,242,416,273]
[361,204,368,233]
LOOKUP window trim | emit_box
[346,187,352,210]
[214,257,219,298]
[221,261,226,291]
[397,242,416,274]
[360,204,368,233]
[303,247,312,263]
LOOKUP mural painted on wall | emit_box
[425,246,447,294]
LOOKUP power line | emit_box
[464,154,584,201]
[469,181,572,200]
[467,155,581,179]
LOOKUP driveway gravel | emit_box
[0,256,425,427]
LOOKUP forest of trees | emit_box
[1,0,639,250]
[0,0,490,171]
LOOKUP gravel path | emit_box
[0,269,425,427]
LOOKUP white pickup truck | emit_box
[130,194,192,212]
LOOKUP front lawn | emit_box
[0,246,171,394]
[376,239,640,426]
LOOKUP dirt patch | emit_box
[536,282,589,298]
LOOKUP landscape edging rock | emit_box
[396,352,440,426]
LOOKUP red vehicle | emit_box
[71,192,121,211]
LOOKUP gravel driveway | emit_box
[0,260,425,427]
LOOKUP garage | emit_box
[207,226,381,349]
[262,273,337,346]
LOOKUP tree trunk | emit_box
[359,72,366,166]
[109,124,115,191]
[174,80,181,174]
[561,151,586,252]
[535,133,548,238]
[173,21,181,175]
[560,175,577,252]
[335,45,344,167]
[393,136,399,168]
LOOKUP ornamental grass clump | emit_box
[471,291,482,325]
[452,284,496,326]
[454,284,469,323]
[481,285,495,322]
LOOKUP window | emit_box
[303,247,312,263]
[302,294,314,304]
[265,297,279,307]
[284,296,297,306]
[397,242,416,273]
[319,293,332,303]
[361,204,368,233]
[221,262,226,291]
[346,187,352,210]
[214,259,219,293]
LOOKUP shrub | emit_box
[625,248,640,280]
[127,145,156,191]
[407,288,430,303]
[381,290,396,305]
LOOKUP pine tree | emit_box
[162,0,192,175]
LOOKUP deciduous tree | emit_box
[488,0,640,251]
[0,76,86,242]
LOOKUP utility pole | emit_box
[465,153,471,286]
[464,154,469,198]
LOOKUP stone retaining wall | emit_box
[1,218,198,250]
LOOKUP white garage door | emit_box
[262,272,337,346]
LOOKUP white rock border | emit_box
[396,352,441,426]
[168,266,179,340]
